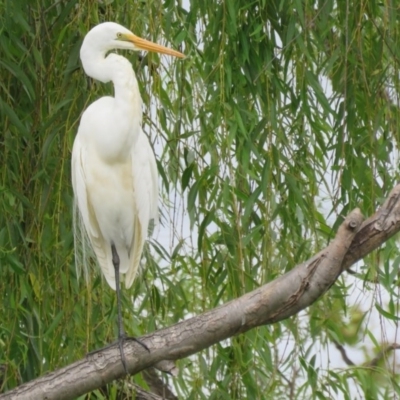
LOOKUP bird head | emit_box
[82,22,185,59]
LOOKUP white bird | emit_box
[71,22,184,372]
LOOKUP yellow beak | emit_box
[126,33,185,58]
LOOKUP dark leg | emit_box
[111,244,129,373]
[87,245,150,374]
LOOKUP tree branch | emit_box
[366,343,400,368]
[342,183,400,269]
[334,341,400,369]
[334,341,355,366]
[3,183,400,400]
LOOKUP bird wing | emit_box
[71,136,115,288]
[124,130,159,288]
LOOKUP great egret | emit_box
[71,22,184,372]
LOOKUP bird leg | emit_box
[86,245,149,373]
[111,244,149,375]
[111,244,125,339]
[111,243,129,373]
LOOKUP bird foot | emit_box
[87,336,150,375]
[117,335,150,374]
[119,334,150,353]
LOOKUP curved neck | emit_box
[81,48,142,123]
[81,48,143,160]
[106,54,141,113]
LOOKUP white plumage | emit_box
[72,22,183,294]
[71,22,183,373]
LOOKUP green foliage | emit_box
[1,0,400,398]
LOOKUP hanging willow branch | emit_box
[2,183,400,400]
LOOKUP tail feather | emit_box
[125,216,144,289]
[73,199,90,285]
[91,231,116,290]
[82,197,118,290]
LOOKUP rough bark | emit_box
[2,183,400,400]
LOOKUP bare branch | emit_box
[342,184,400,269]
[366,343,400,368]
[334,341,400,369]
[334,341,355,366]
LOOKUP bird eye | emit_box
[116,32,123,39]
